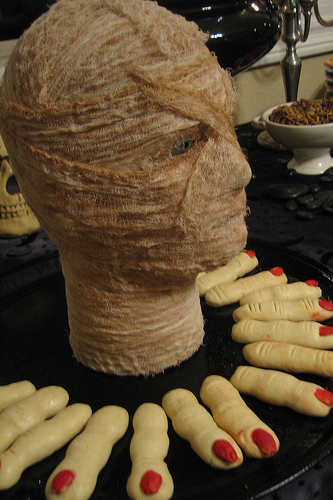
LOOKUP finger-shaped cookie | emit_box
[230,365,333,417]
[233,298,333,322]
[0,381,36,412]
[239,280,321,305]
[205,267,287,307]
[232,319,333,349]
[0,403,92,490]
[196,250,258,296]
[162,388,243,469]
[127,403,174,500]
[0,385,69,453]
[200,375,279,459]
[45,405,129,499]
[243,341,333,377]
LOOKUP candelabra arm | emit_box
[299,7,312,41]
[273,0,332,102]
[314,2,333,26]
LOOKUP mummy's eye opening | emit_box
[171,137,194,156]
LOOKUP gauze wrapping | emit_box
[0,0,251,375]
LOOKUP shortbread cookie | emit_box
[0,381,36,412]
[45,405,128,500]
[230,365,333,417]
[162,389,243,469]
[239,280,321,305]
[200,375,279,459]
[0,403,92,490]
[243,341,333,377]
[205,267,287,307]
[0,386,69,453]
[232,319,333,349]
[233,298,333,322]
[197,250,259,296]
[127,403,174,500]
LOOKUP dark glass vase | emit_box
[157,0,281,74]
[0,1,281,75]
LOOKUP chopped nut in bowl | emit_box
[269,98,333,126]
[262,99,333,175]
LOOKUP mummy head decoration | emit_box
[0,0,251,375]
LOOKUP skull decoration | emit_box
[0,135,40,238]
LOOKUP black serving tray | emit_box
[0,238,333,500]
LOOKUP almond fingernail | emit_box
[251,428,277,456]
[140,470,162,495]
[52,469,75,493]
[212,439,238,463]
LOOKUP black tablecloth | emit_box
[0,123,333,499]
[237,123,333,272]
[238,123,333,500]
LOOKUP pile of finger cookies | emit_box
[1,250,333,500]
[0,378,282,499]
[199,249,333,418]
[0,382,130,499]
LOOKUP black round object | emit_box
[0,239,333,499]
[156,1,281,74]
[267,183,309,200]
[0,1,281,75]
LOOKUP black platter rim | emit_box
[0,238,333,500]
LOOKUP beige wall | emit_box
[234,53,331,125]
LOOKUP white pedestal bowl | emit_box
[262,103,333,176]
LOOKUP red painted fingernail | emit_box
[319,299,333,311]
[305,279,318,287]
[314,388,333,406]
[245,250,256,258]
[52,470,75,493]
[319,325,333,336]
[269,266,284,276]
[212,439,238,463]
[251,428,277,456]
[140,470,162,495]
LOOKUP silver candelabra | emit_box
[276,0,333,101]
